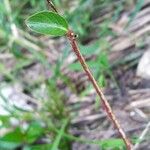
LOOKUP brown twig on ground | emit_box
[46,0,132,149]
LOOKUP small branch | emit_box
[67,30,132,150]
[46,0,132,149]
[46,0,58,13]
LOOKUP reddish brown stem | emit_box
[67,30,132,150]
[45,0,132,149]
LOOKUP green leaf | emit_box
[23,144,52,150]
[98,52,109,69]
[51,119,68,150]
[79,41,100,56]
[0,128,24,150]
[25,121,44,144]
[0,141,21,150]
[26,11,68,36]
[69,61,99,71]
[98,74,106,87]
[0,128,24,143]
[0,115,11,127]
[100,138,125,149]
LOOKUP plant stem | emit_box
[46,0,58,13]
[45,0,132,149]
[66,30,132,150]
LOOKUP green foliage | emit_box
[51,119,68,150]
[25,121,44,144]
[100,138,125,150]
[0,121,46,149]
[0,115,11,128]
[0,128,23,149]
[23,144,52,150]
[26,11,68,36]
[98,74,106,87]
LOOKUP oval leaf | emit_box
[26,11,68,36]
